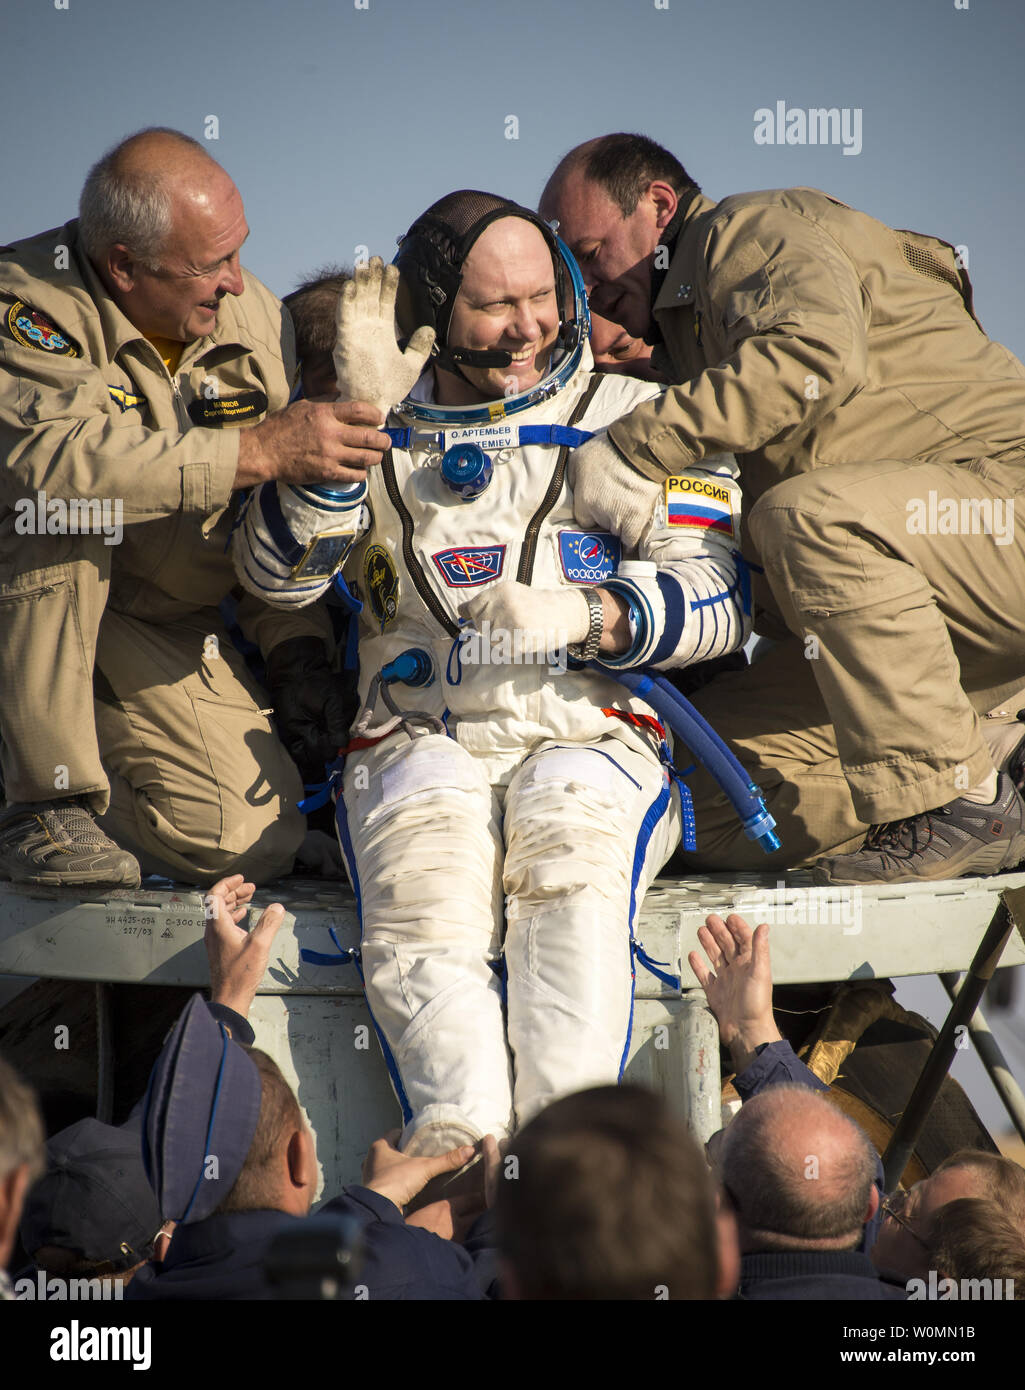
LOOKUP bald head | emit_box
[539,139,598,219]
[79,127,249,342]
[539,134,697,341]
[540,132,696,221]
[115,127,214,178]
[79,127,230,269]
[720,1086,878,1253]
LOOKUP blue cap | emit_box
[141,994,263,1225]
[19,1114,162,1269]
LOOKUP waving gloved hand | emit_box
[333,258,436,416]
[459,581,590,653]
[568,433,663,553]
[264,637,357,782]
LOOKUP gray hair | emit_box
[719,1084,877,1250]
[78,127,206,269]
[0,1054,45,1186]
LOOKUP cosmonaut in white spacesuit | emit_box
[232,191,751,1154]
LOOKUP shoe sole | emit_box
[0,866,142,890]
[811,831,1025,887]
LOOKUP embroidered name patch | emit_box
[558,531,621,583]
[364,544,400,628]
[431,545,506,588]
[187,390,268,426]
[5,301,80,357]
[444,424,516,451]
[665,475,736,538]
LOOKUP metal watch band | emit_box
[569,586,604,662]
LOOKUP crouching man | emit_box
[232,191,751,1152]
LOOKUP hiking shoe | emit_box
[811,773,1025,886]
[0,798,141,888]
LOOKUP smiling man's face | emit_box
[113,167,249,343]
[436,216,561,405]
[542,167,674,341]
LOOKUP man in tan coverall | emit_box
[542,132,1025,885]
[0,128,390,888]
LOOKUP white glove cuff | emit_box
[231,480,367,609]
[594,562,666,669]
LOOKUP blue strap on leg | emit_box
[655,737,696,853]
[631,940,682,991]
[300,924,360,969]
[297,755,346,815]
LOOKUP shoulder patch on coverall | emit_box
[664,474,737,540]
[4,300,81,357]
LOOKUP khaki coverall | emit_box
[0,222,329,883]
[605,188,1025,868]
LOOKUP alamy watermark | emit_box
[457,621,570,674]
[906,1271,1014,1300]
[753,102,862,156]
[906,491,1014,546]
[13,490,123,546]
[50,1319,150,1371]
[733,881,863,936]
[15,1270,124,1300]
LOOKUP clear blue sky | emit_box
[4,0,1024,359]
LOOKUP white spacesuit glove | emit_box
[568,433,662,554]
[333,258,436,416]
[459,581,589,651]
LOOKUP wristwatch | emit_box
[569,587,605,662]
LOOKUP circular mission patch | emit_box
[363,544,399,629]
[5,300,81,356]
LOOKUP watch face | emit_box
[290,532,351,581]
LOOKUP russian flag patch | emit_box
[665,475,736,538]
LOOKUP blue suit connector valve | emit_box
[380,648,435,688]
[439,443,494,500]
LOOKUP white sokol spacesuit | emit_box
[233,193,751,1153]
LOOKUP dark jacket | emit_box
[739,1250,906,1300]
[127,1186,486,1301]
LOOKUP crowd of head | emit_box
[3,894,1023,1303]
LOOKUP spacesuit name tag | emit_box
[444,424,517,452]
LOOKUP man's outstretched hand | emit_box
[361,1130,476,1214]
[688,913,782,1075]
[204,874,287,1019]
